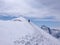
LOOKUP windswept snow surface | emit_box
[0,17,60,45]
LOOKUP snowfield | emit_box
[0,17,60,45]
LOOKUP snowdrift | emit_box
[0,17,60,45]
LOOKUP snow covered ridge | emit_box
[0,17,60,45]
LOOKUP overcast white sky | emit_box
[0,0,60,21]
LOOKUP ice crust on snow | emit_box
[0,17,60,45]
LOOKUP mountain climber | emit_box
[28,19,30,22]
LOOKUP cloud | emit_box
[0,0,60,21]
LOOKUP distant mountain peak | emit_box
[12,17,27,22]
[41,25,60,39]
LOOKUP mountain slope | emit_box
[0,17,60,45]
